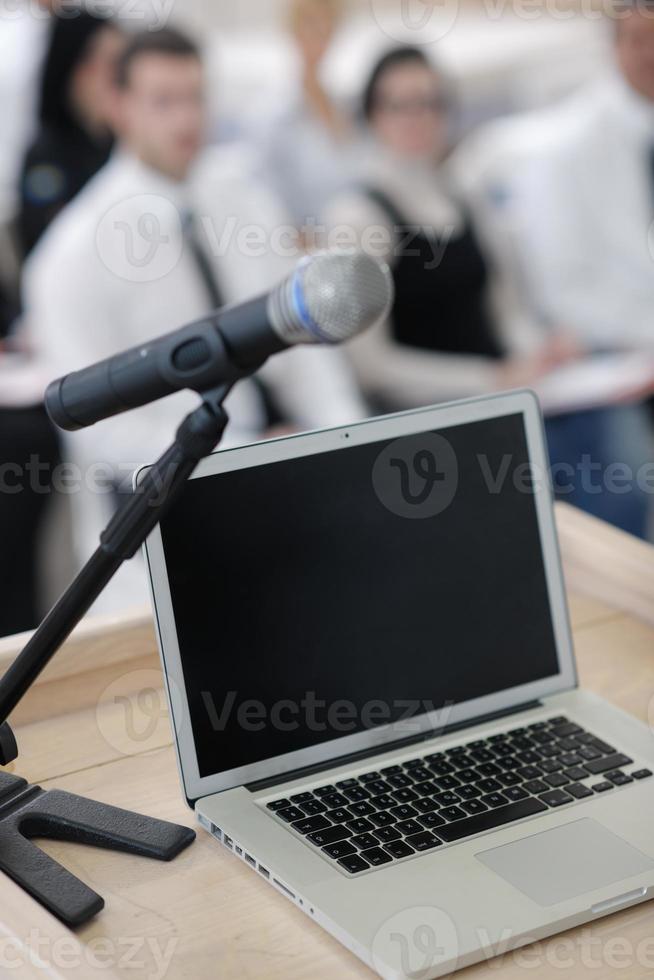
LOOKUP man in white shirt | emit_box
[520,10,654,349]
[23,27,367,611]
[496,9,654,538]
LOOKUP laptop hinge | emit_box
[245,699,542,794]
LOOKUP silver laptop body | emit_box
[142,391,654,979]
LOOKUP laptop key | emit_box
[267,799,292,812]
[351,833,379,850]
[300,800,327,816]
[540,759,563,773]
[567,782,594,800]
[384,841,415,860]
[404,759,426,769]
[314,785,337,798]
[461,799,488,815]
[373,826,402,844]
[323,841,356,859]
[361,847,393,867]
[338,854,370,874]
[348,802,376,817]
[543,773,569,788]
[390,804,417,821]
[434,775,460,790]
[408,768,433,783]
[477,763,502,777]
[498,772,522,787]
[405,832,442,852]
[327,808,351,824]
[346,818,374,835]
[633,770,653,780]
[359,772,383,784]
[388,774,412,789]
[559,753,584,767]
[413,797,439,814]
[418,812,446,829]
[503,786,529,802]
[457,785,482,801]
[290,792,314,804]
[433,791,460,808]
[380,765,403,776]
[395,820,423,837]
[607,771,633,786]
[551,723,583,738]
[366,780,392,797]
[413,781,439,797]
[585,754,633,776]
[336,779,359,789]
[392,789,418,804]
[592,782,613,793]
[374,795,396,810]
[482,793,509,809]
[477,778,502,793]
[308,826,353,846]
[343,787,371,803]
[370,811,396,828]
[456,769,478,784]
[437,798,548,843]
[522,779,549,795]
[579,746,602,761]
[563,767,588,782]
[517,766,542,781]
[440,806,466,822]
[292,815,331,835]
[323,793,348,809]
[539,790,573,807]
[590,739,616,755]
[277,806,305,823]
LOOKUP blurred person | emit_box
[0,0,55,223]
[18,10,125,256]
[23,27,367,614]
[324,47,562,410]
[256,0,361,232]
[514,4,654,537]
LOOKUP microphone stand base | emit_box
[0,770,195,927]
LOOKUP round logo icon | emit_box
[369,0,460,45]
[372,905,460,979]
[95,193,183,283]
[96,668,186,756]
[372,432,458,519]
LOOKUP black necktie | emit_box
[181,211,281,425]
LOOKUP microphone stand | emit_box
[0,383,236,927]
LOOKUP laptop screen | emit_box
[159,412,559,780]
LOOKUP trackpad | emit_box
[477,819,654,907]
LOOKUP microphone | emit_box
[45,250,394,432]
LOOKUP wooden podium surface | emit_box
[0,504,653,980]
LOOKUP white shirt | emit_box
[23,146,367,611]
[0,6,51,222]
[323,146,541,408]
[518,72,654,349]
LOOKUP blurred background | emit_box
[1,0,652,640]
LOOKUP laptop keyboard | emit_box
[266,716,652,875]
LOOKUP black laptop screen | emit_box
[159,413,560,780]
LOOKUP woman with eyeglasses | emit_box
[324,46,561,411]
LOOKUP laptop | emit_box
[142,390,654,979]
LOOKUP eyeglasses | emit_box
[374,94,449,117]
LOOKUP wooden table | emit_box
[0,504,653,980]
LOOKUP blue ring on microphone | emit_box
[292,266,332,343]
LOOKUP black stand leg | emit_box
[0,387,233,926]
[0,772,195,926]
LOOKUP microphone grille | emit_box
[270,250,394,346]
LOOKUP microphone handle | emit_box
[45,295,280,432]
